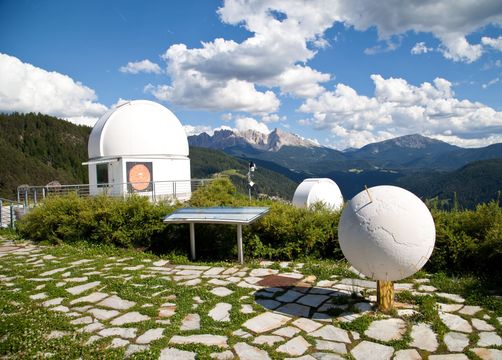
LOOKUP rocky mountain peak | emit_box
[189,127,319,152]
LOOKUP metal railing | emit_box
[0,198,24,229]
[17,179,213,207]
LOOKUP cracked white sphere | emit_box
[338,185,435,281]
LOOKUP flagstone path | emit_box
[0,238,501,359]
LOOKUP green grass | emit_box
[2,235,502,359]
[298,258,356,280]
[339,314,374,333]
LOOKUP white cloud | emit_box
[364,37,402,55]
[299,74,502,149]
[111,98,130,108]
[335,0,502,63]
[261,65,330,97]
[0,53,107,125]
[482,36,502,51]
[144,77,279,114]
[221,113,233,121]
[261,113,281,123]
[119,59,162,74]
[411,42,433,54]
[183,124,214,136]
[235,116,270,134]
[184,124,234,136]
[148,0,340,113]
[482,77,500,89]
[144,0,502,118]
[439,33,483,63]
[432,133,502,147]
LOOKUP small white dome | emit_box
[88,100,188,158]
[292,178,344,210]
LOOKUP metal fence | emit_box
[0,198,24,229]
[17,179,213,207]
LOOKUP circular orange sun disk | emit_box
[129,164,151,191]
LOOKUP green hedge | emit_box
[16,194,175,249]
[429,201,502,277]
[15,177,502,280]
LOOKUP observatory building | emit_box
[85,100,191,201]
[292,178,344,210]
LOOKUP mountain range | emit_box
[189,128,318,152]
[189,128,502,172]
[189,128,502,204]
[1,113,501,208]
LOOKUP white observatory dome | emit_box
[292,178,344,210]
[88,100,188,159]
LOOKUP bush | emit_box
[15,178,502,282]
[17,193,175,248]
[153,177,343,260]
[189,176,249,207]
[428,201,502,281]
[188,177,343,260]
[247,202,342,259]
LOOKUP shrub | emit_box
[14,178,502,282]
[428,201,502,281]
[161,177,343,260]
[247,202,342,260]
[17,193,175,248]
[189,176,249,207]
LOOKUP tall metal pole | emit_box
[189,223,196,260]
[237,224,243,264]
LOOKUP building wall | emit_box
[88,156,191,201]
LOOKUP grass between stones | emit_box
[1,233,502,359]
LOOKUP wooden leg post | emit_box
[377,280,394,312]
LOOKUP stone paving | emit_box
[1,238,502,359]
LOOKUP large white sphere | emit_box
[338,185,435,281]
[292,178,344,211]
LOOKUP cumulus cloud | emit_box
[411,42,433,54]
[183,124,214,136]
[144,78,279,114]
[299,74,502,149]
[482,36,502,51]
[147,0,340,113]
[147,0,502,117]
[235,116,271,134]
[433,133,502,147]
[143,0,502,118]
[335,0,502,63]
[439,33,483,63]
[261,113,281,123]
[0,53,107,126]
[111,98,130,108]
[119,59,162,74]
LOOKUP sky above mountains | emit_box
[1,0,502,149]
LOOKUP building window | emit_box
[96,163,109,186]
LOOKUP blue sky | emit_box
[1,0,502,149]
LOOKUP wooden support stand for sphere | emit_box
[377,280,394,312]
